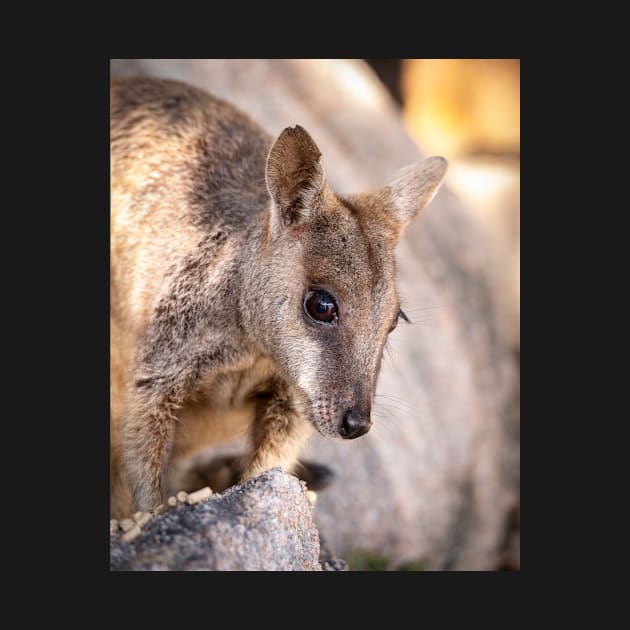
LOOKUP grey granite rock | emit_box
[110,469,329,571]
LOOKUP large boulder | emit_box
[110,59,519,570]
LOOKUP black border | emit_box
[37,58,529,594]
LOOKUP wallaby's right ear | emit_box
[265,125,325,230]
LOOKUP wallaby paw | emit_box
[295,460,336,491]
[178,454,244,493]
[179,454,336,493]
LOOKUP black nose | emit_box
[341,407,371,439]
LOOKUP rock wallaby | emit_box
[110,77,447,518]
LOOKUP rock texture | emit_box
[110,59,519,570]
[110,468,331,571]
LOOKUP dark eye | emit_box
[304,289,338,325]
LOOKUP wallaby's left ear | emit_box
[383,156,448,228]
[265,125,325,229]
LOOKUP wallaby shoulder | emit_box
[110,76,272,233]
[110,78,273,384]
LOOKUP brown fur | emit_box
[110,77,447,517]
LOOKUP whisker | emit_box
[375,406,411,416]
[397,303,447,327]
[373,400,406,413]
[375,393,414,407]
[370,419,396,437]
[402,305,446,312]
[408,321,439,328]
[383,340,393,362]
[374,393,407,403]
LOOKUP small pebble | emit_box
[110,519,119,534]
[122,523,142,542]
[167,496,178,507]
[176,491,188,503]
[306,490,317,506]
[120,518,135,532]
[187,486,212,504]
[134,512,152,527]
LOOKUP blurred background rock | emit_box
[367,58,520,347]
[368,59,519,570]
[111,59,520,570]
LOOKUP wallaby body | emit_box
[110,77,447,518]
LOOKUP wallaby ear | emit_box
[265,125,325,228]
[383,156,448,228]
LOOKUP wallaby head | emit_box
[242,125,447,440]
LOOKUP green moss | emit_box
[348,550,427,571]
[348,550,391,571]
[396,560,427,571]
